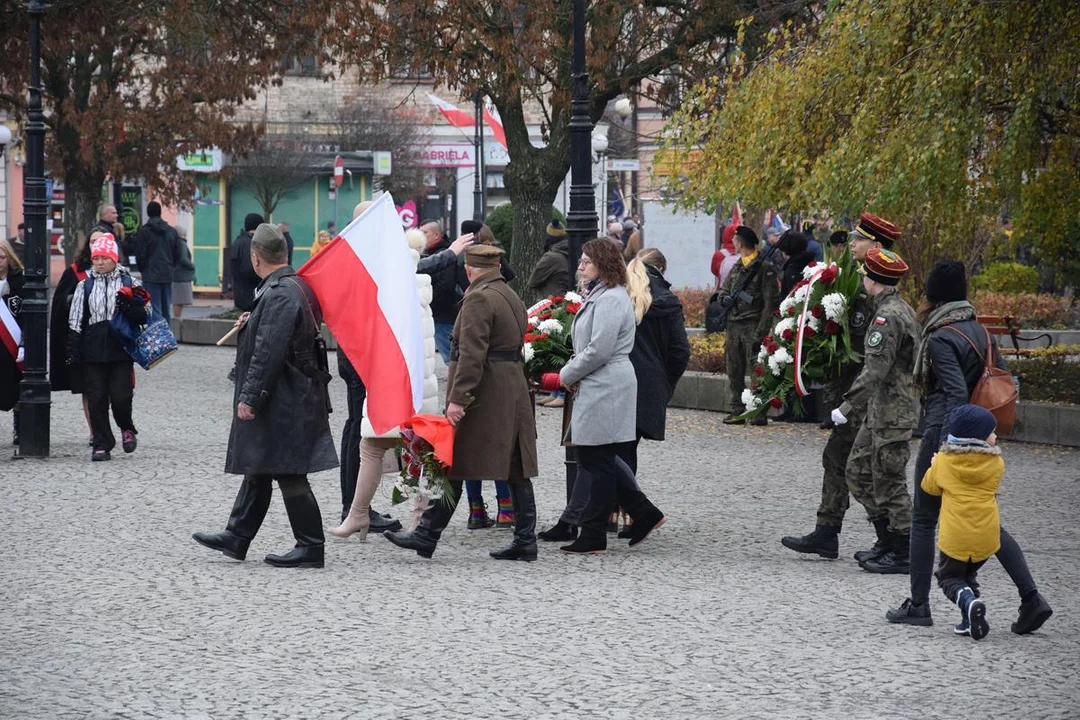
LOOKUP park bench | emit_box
[977,314,1054,354]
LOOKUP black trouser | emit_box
[83,361,135,452]
[236,474,324,546]
[936,553,986,604]
[576,441,643,538]
[910,425,1037,605]
[339,378,367,518]
[562,438,650,526]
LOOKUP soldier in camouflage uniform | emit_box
[834,246,920,574]
[717,226,778,426]
[781,213,901,561]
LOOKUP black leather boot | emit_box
[781,524,840,559]
[861,530,911,574]
[368,507,402,533]
[192,479,272,561]
[265,488,325,568]
[853,517,890,563]
[384,481,461,558]
[491,481,538,561]
[538,521,578,542]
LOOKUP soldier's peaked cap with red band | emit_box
[852,213,901,249]
[863,247,909,286]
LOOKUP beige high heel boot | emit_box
[328,439,386,540]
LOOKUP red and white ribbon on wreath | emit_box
[792,266,828,397]
[527,298,554,317]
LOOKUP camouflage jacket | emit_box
[831,288,872,392]
[717,252,779,338]
[838,287,919,430]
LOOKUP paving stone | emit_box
[1,344,1078,718]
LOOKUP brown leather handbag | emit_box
[944,325,1018,435]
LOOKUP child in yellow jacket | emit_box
[921,404,1003,641]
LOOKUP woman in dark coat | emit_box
[886,260,1052,633]
[1,238,27,440]
[777,230,816,298]
[50,234,95,441]
[626,247,691,467]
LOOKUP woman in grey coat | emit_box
[556,239,666,555]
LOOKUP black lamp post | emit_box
[17,0,51,458]
[561,0,597,500]
[472,92,485,222]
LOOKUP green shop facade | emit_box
[179,149,374,292]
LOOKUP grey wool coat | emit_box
[560,284,638,446]
[225,267,338,476]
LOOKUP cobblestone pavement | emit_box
[2,344,1078,719]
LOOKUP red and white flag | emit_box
[0,301,22,371]
[483,102,507,149]
[731,201,743,227]
[298,193,425,435]
[426,92,475,129]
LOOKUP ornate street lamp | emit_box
[472,92,485,222]
[17,0,51,458]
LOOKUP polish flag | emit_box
[426,92,475,129]
[0,300,22,372]
[483,102,507,149]
[731,201,743,227]
[298,193,424,435]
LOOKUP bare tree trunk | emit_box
[504,149,567,303]
[64,169,106,264]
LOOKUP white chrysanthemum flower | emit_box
[757,345,769,364]
[808,315,822,332]
[741,388,756,407]
[522,343,535,363]
[779,296,797,316]
[537,318,563,335]
[822,292,847,321]
[802,264,818,280]
[775,317,796,337]
[746,393,762,411]
[564,291,583,303]
[768,346,793,376]
[793,284,810,303]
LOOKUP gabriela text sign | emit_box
[418,145,475,168]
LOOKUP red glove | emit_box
[131,286,151,304]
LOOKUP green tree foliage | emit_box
[485,203,565,256]
[972,262,1040,295]
[661,0,1080,290]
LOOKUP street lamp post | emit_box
[562,0,597,501]
[17,0,51,458]
[592,129,609,232]
[472,93,485,222]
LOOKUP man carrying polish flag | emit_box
[298,194,425,435]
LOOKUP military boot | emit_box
[192,479,272,561]
[860,530,911,574]
[781,525,840,559]
[265,488,326,568]
[853,517,890,563]
[490,481,538,561]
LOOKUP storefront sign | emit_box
[419,144,475,168]
[178,148,224,173]
[397,200,417,229]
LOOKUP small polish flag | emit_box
[298,194,425,435]
[426,92,475,129]
[731,201,743,228]
[0,300,22,372]
[483,102,507,149]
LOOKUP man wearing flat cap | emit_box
[782,213,896,563]
[387,243,540,561]
[830,246,920,575]
[193,223,337,569]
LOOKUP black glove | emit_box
[123,303,149,326]
[719,295,737,309]
[67,331,82,365]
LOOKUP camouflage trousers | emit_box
[725,319,761,411]
[816,405,878,527]
[845,424,913,532]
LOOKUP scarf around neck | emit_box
[914,300,976,387]
[740,250,759,268]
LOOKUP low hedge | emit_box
[675,288,710,328]
[688,332,726,373]
[1007,345,1080,404]
[972,291,1073,329]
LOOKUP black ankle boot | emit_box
[854,517,890,563]
[886,597,934,626]
[538,520,578,542]
[861,530,910,574]
[628,506,666,548]
[491,481,538,561]
[560,524,606,555]
[385,482,460,558]
[781,524,840,559]
[368,507,402,533]
[266,487,325,568]
[192,478,272,561]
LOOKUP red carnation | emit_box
[782,329,794,341]
[769,397,783,409]
[803,326,816,339]
[754,365,765,376]
[793,279,809,291]
[540,312,553,320]
[807,261,818,269]
[767,342,779,354]
[825,320,842,335]
[763,336,774,345]
[537,333,549,341]
[751,380,761,391]
[787,305,798,317]
[818,266,838,284]
[774,309,782,318]
[811,306,824,319]
[552,296,565,303]
[566,303,581,314]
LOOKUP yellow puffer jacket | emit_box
[921,443,1003,562]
